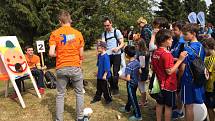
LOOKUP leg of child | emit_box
[128,83,141,118]
[208,108,215,121]
[102,79,112,103]
[185,104,194,121]
[125,82,132,111]
[93,79,102,101]
[156,103,163,121]
[164,105,172,121]
[138,81,146,106]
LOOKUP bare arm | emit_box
[118,38,125,49]
[79,47,84,67]
[165,60,183,75]
[165,51,187,75]
[178,63,186,82]
[49,45,56,57]
[103,72,108,80]
[120,74,131,82]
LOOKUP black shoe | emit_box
[105,100,112,105]
[77,115,89,121]
[90,99,100,104]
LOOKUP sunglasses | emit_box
[104,24,110,27]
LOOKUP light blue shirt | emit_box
[102,28,123,55]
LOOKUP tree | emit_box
[155,0,185,22]
[184,0,207,14]
[0,0,154,67]
[208,0,215,25]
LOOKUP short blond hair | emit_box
[58,10,72,24]
[137,17,147,24]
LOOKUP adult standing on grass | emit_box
[49,10,87,121]
[101,17,125,95]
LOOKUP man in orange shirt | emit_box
[49,10,86,121]
[12,45,45,98]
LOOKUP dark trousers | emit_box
[109,54,121,91]
[15,68,45,92]
[125,82,142,118]
[94,79,112,102]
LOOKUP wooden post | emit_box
[40,52,44,67]
[4,80,9,97]
[11,79,26,108]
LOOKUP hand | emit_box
[102,75,106,80]
[111,47,119,53]
[41,66,47,70]
[178,51,187,61]
[152,29,159,35]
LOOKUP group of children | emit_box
[92,17,215,121]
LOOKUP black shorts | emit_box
[205,92,215,108]
[156,90,176,107]
[140,68,149,81]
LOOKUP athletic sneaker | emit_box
[119,107,130,113]
[77,115,89,121]
[128,115,142,121]
[10,92,18,99]
[39,88,45,94]
[90,99,101,104]
[172,110,184,120]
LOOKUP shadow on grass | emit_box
[41,93,56,121]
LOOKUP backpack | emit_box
[187,45,209,87]
[104,29,123,53]
[44,71,57,89]
[141,25,152,48]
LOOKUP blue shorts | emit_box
[181,83,205,104]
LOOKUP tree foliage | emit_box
[0,0,154,67]
[208,0,215,25]
[155,0,185,22]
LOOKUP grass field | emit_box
[0,48,184,121]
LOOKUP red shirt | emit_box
[151,48,177,91]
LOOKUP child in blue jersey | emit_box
[119,45,142,121]
[91,41,112,104]
[180,23,206,121]
[171,21,186,120]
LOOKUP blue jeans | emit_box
[125,82,142,118]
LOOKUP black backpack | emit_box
[187,45,209,87]
[104,29,123,53]
[44,71,57,89]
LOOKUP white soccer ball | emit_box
[193,103,207,121]
[83,108,93,116]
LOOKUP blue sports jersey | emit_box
[125,60,141,84]
[97,53,111,79]
[181,41,206,104]
[171,36,185,58]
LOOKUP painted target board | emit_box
[0,36,41,108]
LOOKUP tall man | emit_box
[101,17,125,95]
[49,10,86,121]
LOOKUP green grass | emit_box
[0,48,184,121]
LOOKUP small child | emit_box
[151,29,187,121]
[135,40,150,107]
[119,45,142,121]
[91,41,112,104]
[202,38,215,121]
